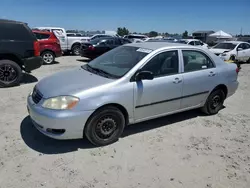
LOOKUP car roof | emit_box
[125,42,192,50]
[219,41,244,44]
[0,19,25,24]
[181,39,199,42]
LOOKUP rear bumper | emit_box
[80,50,97,59]
[227,80,239,98]
[23,56,43,72]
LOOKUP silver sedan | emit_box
[27,42,239,146]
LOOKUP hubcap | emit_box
[0,64,17,82]
[211,95,221,109]
[95,117,117,139]
[43,53,53,64]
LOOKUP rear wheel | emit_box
[229,55,236,61]
[41,51,55,64]
[0,60,22,88]
[84,106,125,146]
[72,45,81,56]
[201,89,225,115]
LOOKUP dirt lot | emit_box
[0,56,249,188]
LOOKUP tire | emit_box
[0,60,22,88]
[247,57,250,64]
[229,55,236,61]
[84,106,125,146]
[72,45,81,56]
[201,89,225,115]
[41,51,55,64]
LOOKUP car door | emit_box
[236,43,246,61]
[133,50,183,121]
[240,43,250,62]
[180,50,218,109]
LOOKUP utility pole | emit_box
[240,27,243,36]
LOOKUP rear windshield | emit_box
[33,32,50,40]
[0,23,35,41]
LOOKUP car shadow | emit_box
[76,59,91,63]
[42,61,60,65]
[20,116,95,154]
[21,73,38,85]
[122,109,205,137]
[20,109,208,154]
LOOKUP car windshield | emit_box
[82,46,150,78]
[213,43,237,50]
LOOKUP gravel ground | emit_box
[0,56,249,188]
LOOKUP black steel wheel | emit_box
[201,89,225,115]
[0,60,22,88]
[84,106,125,146]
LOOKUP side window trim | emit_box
[137,49,181,78]
[179,49,216,73]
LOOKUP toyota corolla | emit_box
[27,42,239,146]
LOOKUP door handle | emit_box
[173,77,182,84]
[208,71,216,77]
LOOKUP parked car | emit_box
[32,30,62,64]
[209,41,250,63]
[178,39,209,48]
[0,19,42,87]
[124,34,149,41]
[27,42,239,146]
[33,27,90,55]
[90,34,120,41]
[80,37,131,59]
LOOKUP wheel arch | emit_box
[211,84,228,97]
[41,49,55,56]
[0,53,23,69]
[83,103,129,134]
[71,42,81,50]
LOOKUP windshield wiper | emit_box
[82,64,118,79]
[91,66,119,79]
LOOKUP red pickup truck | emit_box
[32,30,62,64]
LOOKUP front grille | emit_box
[32,87,43,104]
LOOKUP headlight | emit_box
[42,96,79,110]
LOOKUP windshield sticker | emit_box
[136,48,153,53]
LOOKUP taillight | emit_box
[33,41,40,56]
[88,45,95,50]
[236,67,239,74]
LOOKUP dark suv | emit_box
[0,19,42,87]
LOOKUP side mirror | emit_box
[135,71,154,81]
[237,48,243,51]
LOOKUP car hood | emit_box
[209,48,231,54]
[36,67,114,98]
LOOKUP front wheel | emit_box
[84,106,125,146]
[201,89,225,115]
[0,60,22,88]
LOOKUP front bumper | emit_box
[23,56,43,72]
[27,95,94,140]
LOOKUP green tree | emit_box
[117,27,129,36]
[182,30,188,38]
[148,31,158,37]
